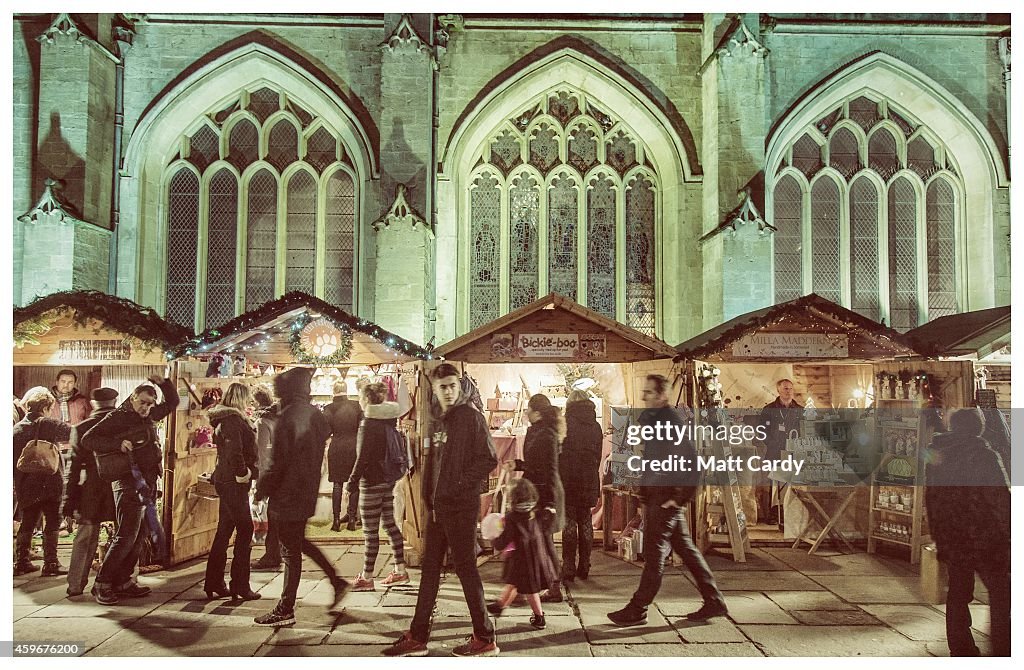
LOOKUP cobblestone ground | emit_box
[12,544,994,657]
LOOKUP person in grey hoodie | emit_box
[203,383,260,601]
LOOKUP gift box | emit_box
[920,544,947,605]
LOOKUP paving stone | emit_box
[810,575,926,604]
[708,591,799,624]
[14,616,126,652]
[703,548,792,572]
[490,614,592,656]
[765,590,857,611]
[13,604,46,621]
[859,605,949,640]
[585,550,646,576]
[26,590,175,621]
[128,599,273,628]
[88,626,274,656]
[13,578,75,606]
[257,644,392,657]
[931,603,993,637]
[592,642,764,657]
[925,633,992,657]
[790,610,883,626]
[669,616,748,643]
[325,606,412,644]
[739,624,931,656]
[708,570,825,591]
[764,549,917,577]
[579,604,681,644]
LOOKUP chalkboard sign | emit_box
[976,389,997,408]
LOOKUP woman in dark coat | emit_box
[559,390,604,581]
[509,393,565,602]
[13,387,72,577]
[203,383,260,600]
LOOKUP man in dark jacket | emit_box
[384,363,498,657]
[253,367,349,627]
[62,387,118,596]
[14,387,72,576]
[755,379,803,524]
[559,393,603,581]
[608,374,727,627]
[925,408,1010,657]
[250,387,282,571]
[323,381,363,531]
[82,375,177,605]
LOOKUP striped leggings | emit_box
[359,481,405,576]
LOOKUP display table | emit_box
[788,485,858,555]
[601,485,642,551]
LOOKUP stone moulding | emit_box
[372,183,434,238]
[699,185,774,245]
[18,178,93,228]
[37,12,119,63]
[380,14,431,55]
[698,14,768,76]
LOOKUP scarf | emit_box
[54,389,74,423]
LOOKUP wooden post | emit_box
[162,359,178,565]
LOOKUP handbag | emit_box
[95,448,133,483]
[17,420,61,475]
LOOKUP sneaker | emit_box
[117,582,152,598]
[529,614,546,629]
[382,632,428,657]
[351,576,375,592]
[686,601,729,622]
[93,585,119,606]
[329,576,350,611]
[486,600,505,616]
[41,562,69,576]
[607,606,647,627]
[451,634,499,657]
[254,606,296,627]
[251,558,282,572]
[13,561,39,577]
[67,588,83,597]
[381,571,410,587]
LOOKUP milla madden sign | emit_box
[732,333,849,358]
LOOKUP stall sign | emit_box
[491,333,607,360]
[59,339,132,361]
[732,333,848,358]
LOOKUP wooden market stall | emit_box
[165,292,431,565]
[432,292,678,562]
[674,294,973,564]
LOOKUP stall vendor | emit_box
[755,379,803,525]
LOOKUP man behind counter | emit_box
[756,379,803,526]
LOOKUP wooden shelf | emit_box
[871,533,912,547]
[872,507,914,517]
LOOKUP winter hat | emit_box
[90,387,119,408]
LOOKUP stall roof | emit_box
[905,306,1010,359]
[14,290,191,351]
[171,291,431,364]
[435,292,678,362]
[674,293,921,363]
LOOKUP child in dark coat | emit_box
[486,478,558,629]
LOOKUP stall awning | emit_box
[435,292,677,363]
[13,290,191,366]
[674,294,921,363]
[170,292,431,365]
[905,306,1010,359]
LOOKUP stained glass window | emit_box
[509,172,540,310]
[868,128,898,179]
[528,124,559,175]
[490,130,521,176]
[267,120,299,173]
[888,177,919,330]
[606,131,638,175]
[849,177,879,320]
[848,96,878,131]
[285,171,317,295]
[245,169,277,310]
[325,170,356,310]
[791,134,822,178]
[548,91,580,127]
[205,169,238,328]
[306,126,338,174]
[926,179,957,319]
[907,136,936,179]
[165,169,199,330]
[548,172,578,300]
[587,174,617,319]
[469,172,501,328]
[829,128,859,179]
[227,119,258,172]
[247,87,279,124]
[626,174,655,335]
[188,125,219,173]
[773,174,803,303]
[568,125,598,175]
[810,178,842,305]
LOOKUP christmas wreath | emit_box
[289,313,353,365]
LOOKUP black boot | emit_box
[330,518,342,532]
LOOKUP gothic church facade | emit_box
[12,13,1011,347]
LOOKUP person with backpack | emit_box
[13,387,72,577]
[348,382,410,591]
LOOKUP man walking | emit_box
[62,387,118,596]
[608,374,728,626]
[253,367,349,627]
[384,363,498,657]
[82,376,177,605]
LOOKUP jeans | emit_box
[561,504,594,577]
[97,484,145,588]
[16,499,60,563]
[629,504,724,611]
[332,482,359,521]
[274,514,338,612]
[410,505,494,643]
[67,521,101,594]
[945,559,1010,656]
[205,481,254,592]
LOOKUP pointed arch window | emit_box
[465,88,660,335]
[769,95,962,329]
[162,85,359,331]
